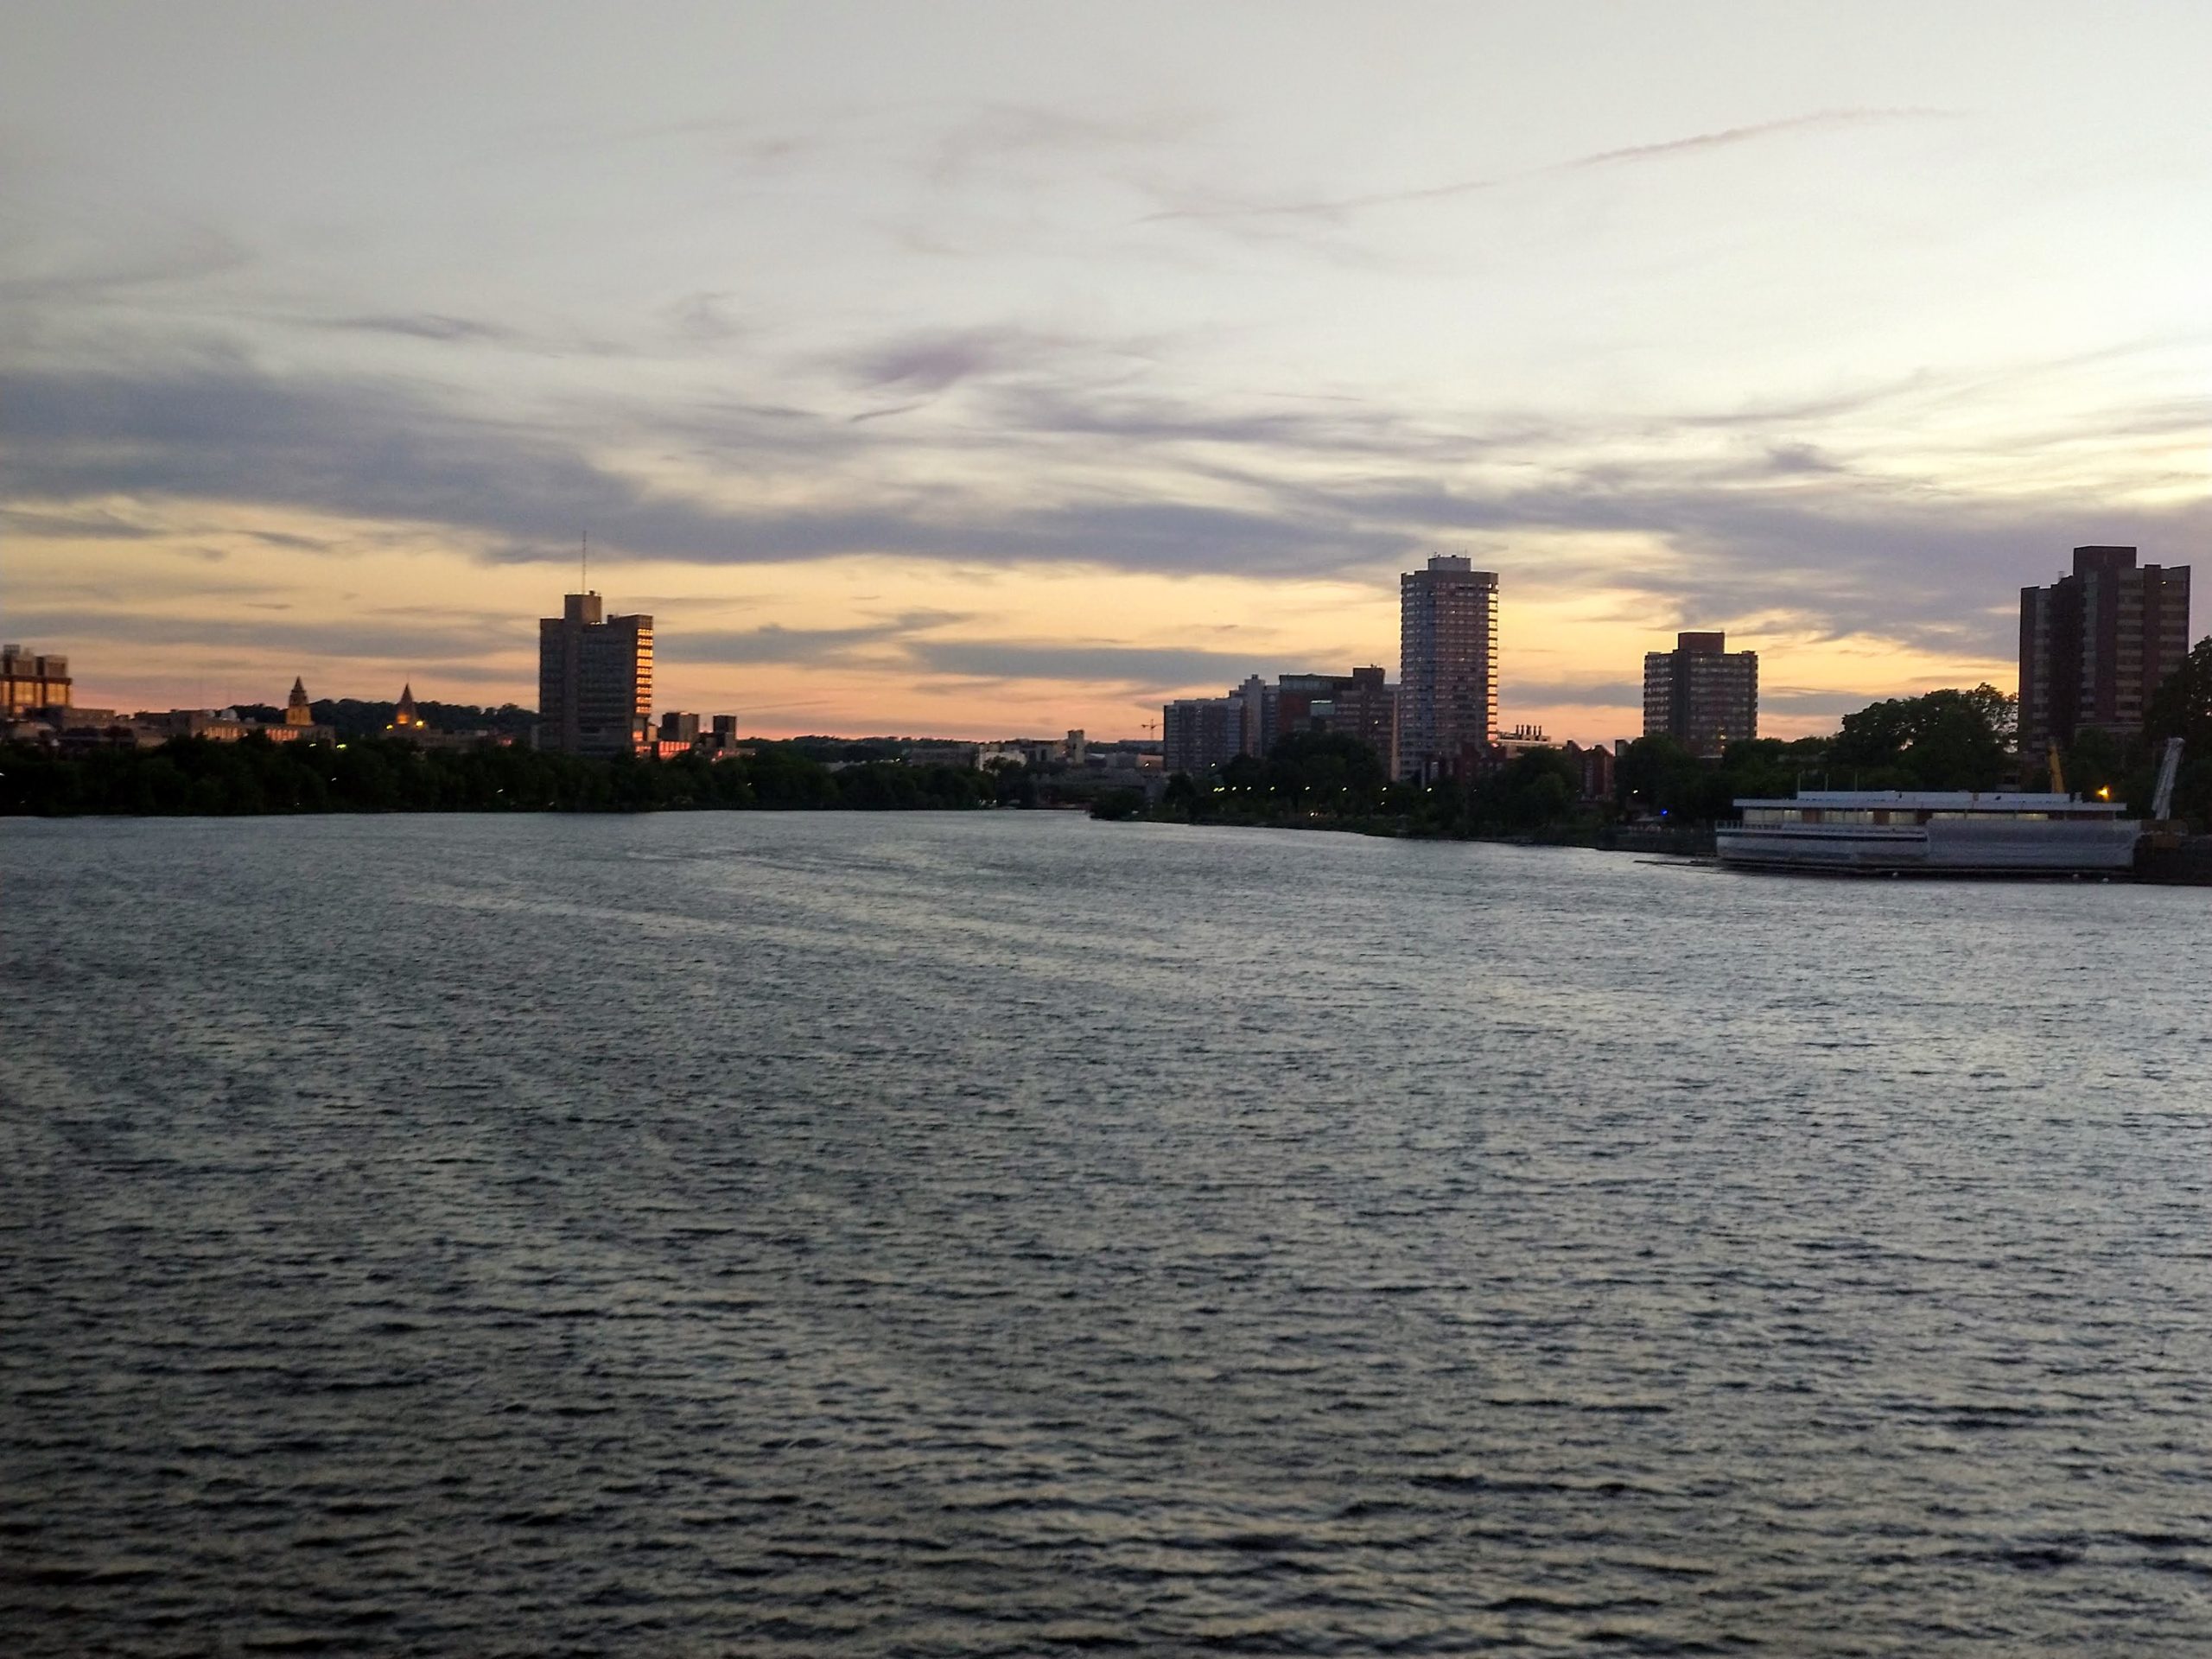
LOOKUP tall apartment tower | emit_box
[1643,631,1758,759]
[537,593,653,756]
[2018,546,2191,755]
[1398,555,1497,780]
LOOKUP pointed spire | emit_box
[285,676,312,724]
[395,683,418,727]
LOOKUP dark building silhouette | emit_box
[1310,665,1396,768]
[1643,631,1758,760]
[1400,556,1497,779]
[2018,546,2190,755]
[537,592,653,756]
[1166,666,1400,777]
[1162,693,1249,775]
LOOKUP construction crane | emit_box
[2150,735,2185,823]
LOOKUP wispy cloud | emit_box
[0,603,529,665]
[850,326,1058,393]
[906,639,1266,689]
[667,618,1261,693]
[318,313,522,344]
[927,100,1202,187]
[0,217,249,304]
[1147,107,1957,225]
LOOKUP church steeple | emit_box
[393,683,420,728]
[284,676,312,726]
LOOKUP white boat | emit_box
[1716,790,2139,875]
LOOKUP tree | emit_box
[1263,730,1387,811]
[1469,747,1581,830]
[986,758,1037,807]
[1616,734,1705,817]
[1830,684,2014,791]
[2145,636,2212,750]
[2145,635,2212,826]
[1089,786,1144,821]
[1717,736,1830,805]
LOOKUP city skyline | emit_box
[4,4,2209,740]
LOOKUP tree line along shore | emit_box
[0,733,1024,817]
[7,642,2209,830]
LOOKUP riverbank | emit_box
[1123,807,2212,884]
[2137,837,2212,884]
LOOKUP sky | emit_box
[3,1,2208,741]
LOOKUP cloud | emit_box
[671,616,945,667]
[664,599,1271,692]
[1762,688,1897,718]
[1147,107,1955,225]
[927,101,1201,187]
[849,326,1058,392]
[0,603,528,665]
[1570,108,1955,171]
[1761,443,1846,476]
[0,505,164,541]
[995,385,1421,454]
[0,363,1411,577]
[664,290,744,344]
[319,313,521,344]
[669,617,1271,693]
[906,640,1265,689]
[0,217,249,303]
[5,359,2202,668]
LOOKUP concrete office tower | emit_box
[537,592,654,756]
[1643,631,1758,760]
[2018,546,2191,755]
[1398,556,1497,779]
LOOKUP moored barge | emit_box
[1717,790,2139,875]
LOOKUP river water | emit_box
[4,811,2209,1656]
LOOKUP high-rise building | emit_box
[537,593,653,757]
[2018,546,2191,755]
[1235,675,1274,757]
[1162,695,1245,774]
[2,644,72,715]
[1299,665,1397,770]
[1643,631,1758,759]
[1399,556,1497,779]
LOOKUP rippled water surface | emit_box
[6,811,2212,1656]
